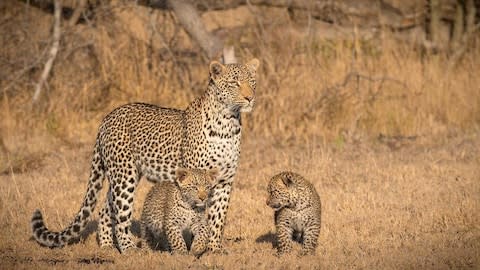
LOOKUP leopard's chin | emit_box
[240,105,254,113]
[195,202,206,209]
[268,203,283,211]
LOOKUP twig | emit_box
[68,0,87,27]
[149,10,177,64]
[2,46,49,95]
[32,0,62,104]
[62,41,94,60]
[300,71,409,120]
[447,23,480,71]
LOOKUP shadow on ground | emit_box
[255,231,277,248]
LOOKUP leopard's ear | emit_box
[208,168,220,183]
[245,58,260,72]
[207,168,220,188]
[281,173,294,186]
[209,61,226,79]
[175,167,189,183]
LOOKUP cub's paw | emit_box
[191,245,207,257]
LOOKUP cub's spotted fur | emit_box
[266,171,322,255]
[140,168,218,256]
[31,59,260,253]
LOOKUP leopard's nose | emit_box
[198,189,207,201]
[239,82,254,102]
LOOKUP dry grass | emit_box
[1,135,479,269]
[0,1,479,269]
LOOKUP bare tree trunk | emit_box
[32,0,62,104]
[451,1,464,48]
[429,0,441,45]
[465,0,476,34]
[167,0,223,59]
[447,0,479,69]
[222,45,237,64]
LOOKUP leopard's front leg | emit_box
[190,219,209,257]
[165,224,188,254]
[275,210,294,255]
[207,181,232,253]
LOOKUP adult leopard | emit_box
[31,58,260,253]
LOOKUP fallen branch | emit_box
[144,0,423,30]
[32,0,62,104]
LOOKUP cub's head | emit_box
[209,58,260,112]
[266,172,299,211]
[175,167,219,210]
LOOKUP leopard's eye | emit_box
[227,80,240,87]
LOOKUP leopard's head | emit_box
[175,167,219,210]
[209,58,260,112]
[266,172,298,211]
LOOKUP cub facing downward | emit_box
[140,168,218,256]
[266,171,322,256]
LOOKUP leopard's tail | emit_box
[31,143,105,248]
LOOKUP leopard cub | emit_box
[140,168,218,256]
[266,171,322,256]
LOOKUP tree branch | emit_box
[32,0,62,104]
[167,0,223,59]
[2,46,49,95]
[68,0,87,27]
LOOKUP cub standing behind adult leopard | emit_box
[266,171,322,256]
[31,58,260,253]
[140,168,218,257]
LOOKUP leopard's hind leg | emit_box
[104,155,140,253]
[98,187,115,248]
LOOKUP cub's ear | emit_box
[208,168,220,185]
[208,168,219,180]
[281,173,294,186]
[246,58,260,72]
[175,167,189,183]
[209,61,226,78]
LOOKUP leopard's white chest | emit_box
[204,116,241,180]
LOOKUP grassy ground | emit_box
[0,133,479,269]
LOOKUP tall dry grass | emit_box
[1,1,480,154]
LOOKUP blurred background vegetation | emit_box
[1,0,479,166]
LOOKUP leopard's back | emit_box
[99,103,185,182]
